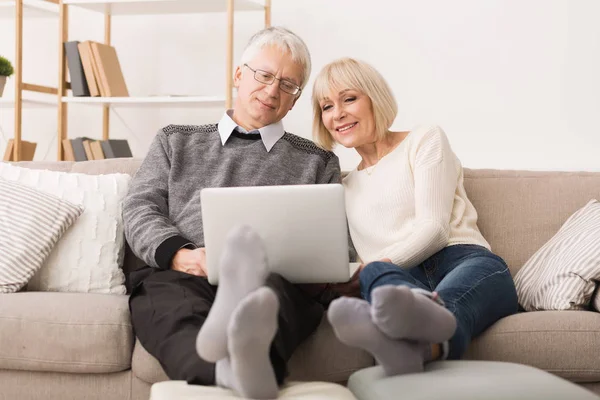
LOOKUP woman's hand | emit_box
[331,263,364,297]
[330,258,393,297]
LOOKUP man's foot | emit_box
[328,297,427,376]
[196,225,269,362]
[371,285,456,343]
[228,287,279,399]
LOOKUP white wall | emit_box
[1,0,599,171]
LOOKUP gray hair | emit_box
[240,26,312,90]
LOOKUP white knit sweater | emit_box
[343,125,490,268]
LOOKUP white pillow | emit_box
[0,163,131,294]
[0,179,83,293]
[514,199,600,311]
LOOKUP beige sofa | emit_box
[1,159,600,400]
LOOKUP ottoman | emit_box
[150,381,357,400]
[348,361,599,400]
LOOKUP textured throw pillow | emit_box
[514,199,600,311]
[0,179,83,293]
[0,163,131,294]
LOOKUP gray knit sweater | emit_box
[123,124,341,269]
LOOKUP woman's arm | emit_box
[375,126,459,268]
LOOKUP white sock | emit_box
[328,297,428,376]
[228,287,279,399]
[196,225,269,362]
[371,285,456,343]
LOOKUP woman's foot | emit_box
[371,285,456,343]
[328,297,428,376]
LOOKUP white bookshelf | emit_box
[61,95,225,107]
[1,0,59,161]
[55,0,271,160]
[61,0,265,15]
[0,97,56,108]
[0,0,58,18]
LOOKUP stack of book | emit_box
[65,41,129,97]
[2,140,37,162]
[62,138,132,161]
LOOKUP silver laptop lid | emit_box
[201,184,351,284]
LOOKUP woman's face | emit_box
[319,88,377,149]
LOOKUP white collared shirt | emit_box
[217,109,285,152]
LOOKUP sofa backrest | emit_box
[463,168,600,275]
[12,160,600,278]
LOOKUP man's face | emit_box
[233,45,304,130]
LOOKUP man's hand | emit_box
[330,258,393,298]
[171,247,208,277]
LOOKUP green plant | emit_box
[0,56,14,77]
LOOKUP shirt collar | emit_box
[217,109,285,152]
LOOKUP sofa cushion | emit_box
[0,292,133,373]
[13,158,142,177]
[14,159,146,290]
[0,179,83,293]
[348,361,599,400]
[287,316,374,382]
[464,310,600,382]
[150,381,357,400]
[514,199,600,311]
[132,340,169,384]
[0,163,131,294]
[132,316,373,384]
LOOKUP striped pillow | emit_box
[515,199,600,311]
[0,179,83,293]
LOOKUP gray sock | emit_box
[196,225,269,363]
[227,287,279,399]
[328,297,428,376]
[215,358,236,391]
[371,285,456,343]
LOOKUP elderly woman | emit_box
[312,58,518,376]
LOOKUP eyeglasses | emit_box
[244,64,302,96]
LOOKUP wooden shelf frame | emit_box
[56,0,271,161]
[2,0,60,161]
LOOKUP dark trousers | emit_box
[128,267,325,386]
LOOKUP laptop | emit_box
[201,184,361,285]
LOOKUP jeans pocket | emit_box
[423,257,438,281]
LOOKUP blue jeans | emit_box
[359,244,518,360]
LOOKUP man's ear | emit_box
[233,65,243,88]
[290,93,301,110]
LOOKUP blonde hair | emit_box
[311,58,397,150]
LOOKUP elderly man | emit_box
[123,27,340,399]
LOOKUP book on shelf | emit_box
[90,141,105,160]
[100,139,132,158]
[62,138,131,161]
[64,41,91,97]
[90,42,129,97]
[82,140,94,160]
[2,140,37,162]
[66,40,128,97]
[70,137,93,161]
[62,139,76,161]
[77,41,100,97]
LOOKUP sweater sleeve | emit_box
[375,126,459,268]
[319,153,342,184]
[123,129,195,269]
